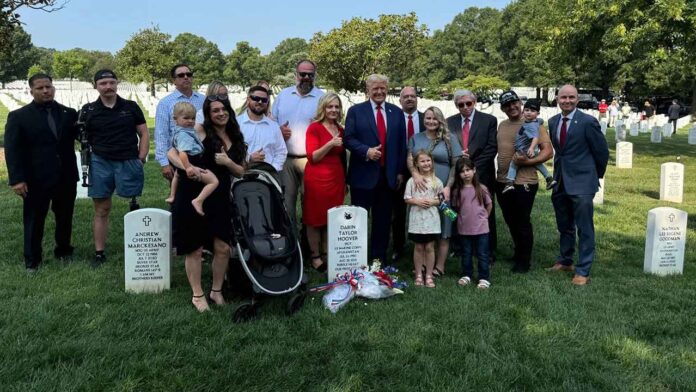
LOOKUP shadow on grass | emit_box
[641,190,660,200]
[688,214,696,230]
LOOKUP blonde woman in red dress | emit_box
[303,92,346,271]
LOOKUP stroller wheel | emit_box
[286,293,306,316]
[232,302,257,323]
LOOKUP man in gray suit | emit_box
[547,85,609,285]
[446,90,498,268]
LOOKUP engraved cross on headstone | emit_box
[668,213,675,223]
[143,216,152,226]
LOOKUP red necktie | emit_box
[560,117,569,148]
[376,104,386,166]
[462,117,470,150]
[407,114,414,140]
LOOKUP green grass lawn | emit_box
[0,123,695,391]
[0,100,8,147]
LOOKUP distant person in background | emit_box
[154,64,205,181]
[598,99,608,121]
[643,100,655,127]
[82,69,149,268]
[303,92,346,272]
[621,102,632,120]
[392,86,424,262]
[4,73,78,273]
[668,99,681,135]
[196,80,227,125]
[608,100,619,127]
[547,85,608,286]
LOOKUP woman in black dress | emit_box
[169,97,246,312]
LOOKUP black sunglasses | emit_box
[457,101,474,108]
[206,94,229,102]
[297,72,315,79]
[176,72,194,78]
[249,95,269,104]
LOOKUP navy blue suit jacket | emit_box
[344,100,407,190]
[549,110,609,195]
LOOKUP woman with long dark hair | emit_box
[168,96,246,312]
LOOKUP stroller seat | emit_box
[251,233,290,259]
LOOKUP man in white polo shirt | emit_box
[272,59,324,226]
[237,86,287,172]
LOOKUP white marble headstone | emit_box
[662,123,672,138]
[651,127,662,143]
[327,206,368,282]
[644,207,687,276]
[593,178,604,205]
[630,123,639,137]
[688,126,696,145]
[659,163,684,203]
[600,120,607,135]
[615,124,626,141]
[615,142,633,168]
[124,208,172,293]
[74,152,89,199]
[640,120,649,133]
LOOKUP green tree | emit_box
[309,13,427,92]
[0,26,36,87]
[32,46,55,76]
[26,64,43,79]
[85,50,115,80]
[444,75,510,100]
[1,0,63,56]
[53,48,90,81]
[223,41,267,88]
[115,26,174,97]
[265,38,308,85]
[171,33,225,84]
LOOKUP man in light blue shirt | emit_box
[272,59,324,225]
[238,86,287,172]
[154,63,205,180]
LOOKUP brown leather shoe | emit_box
[547,262,575,272]
[571,275,590,285]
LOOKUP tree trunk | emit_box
[150,79,156,97]
[691,81,696,116]
[536,87,541,99]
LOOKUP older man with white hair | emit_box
[445,89,498,271]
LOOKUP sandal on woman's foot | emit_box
[432,267,444,277]
[414,275,424,286]
[412,265,426,275]
[208,289,226,306]
[192,294,210,312]
[457,276,471,286]
[425,275,436,288]
[311,255,327,272]
[477,279,491,289]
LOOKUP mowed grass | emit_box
[0,119,695,391]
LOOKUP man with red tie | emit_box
[547,85,608,285]
[391,86,424,261]
[345,74,407,263]
[446,90,498,265]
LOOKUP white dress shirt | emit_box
[237,111,288,171]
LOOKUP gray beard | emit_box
[297,81,313,95]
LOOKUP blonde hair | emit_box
[173,102,196,118]
[205,80,227,96]
[423,106,453,162]
[413,149,436,179]
[314,92,343,124]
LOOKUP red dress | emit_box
[303,121,345,227]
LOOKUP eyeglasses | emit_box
[206,94,229,102]
[297,72,315,79]
[457,101,475,108]
[176,72,194,78]
[249,95,269,104]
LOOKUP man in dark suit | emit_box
[345,74,407,263]
[4,74,79,272]
[446,90,498,265]
[547,85,609,285]
[391,86,424,261]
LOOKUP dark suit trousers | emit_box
[351,169,393,261]
[551,181,595,276]
[23,180,77,268]
[495,182,537,267]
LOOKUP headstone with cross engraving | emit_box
[644,207,687,276]
[124,208,171,293]
[660,162,684,203]
[327,206,368,283]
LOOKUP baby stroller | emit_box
[229,162,306,322]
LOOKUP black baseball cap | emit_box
[499,90,520,106]
[524,100,540,112]
[94,69,118,83]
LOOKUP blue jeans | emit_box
[459,233,490,281]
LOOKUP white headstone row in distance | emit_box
[644,207,687,276]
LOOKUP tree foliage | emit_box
[171,33,225,84]
[309,13,427,92]
[265,38,308,86]
[445,75,510,100]
[0,25,36,87]
[0,0,63,56]
[223,41,267,88]
[115,26,173,96]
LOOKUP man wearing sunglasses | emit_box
[272,59,324,229]
[237,86,287,172]
[154,64,205,181]
[446,90,499,265]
